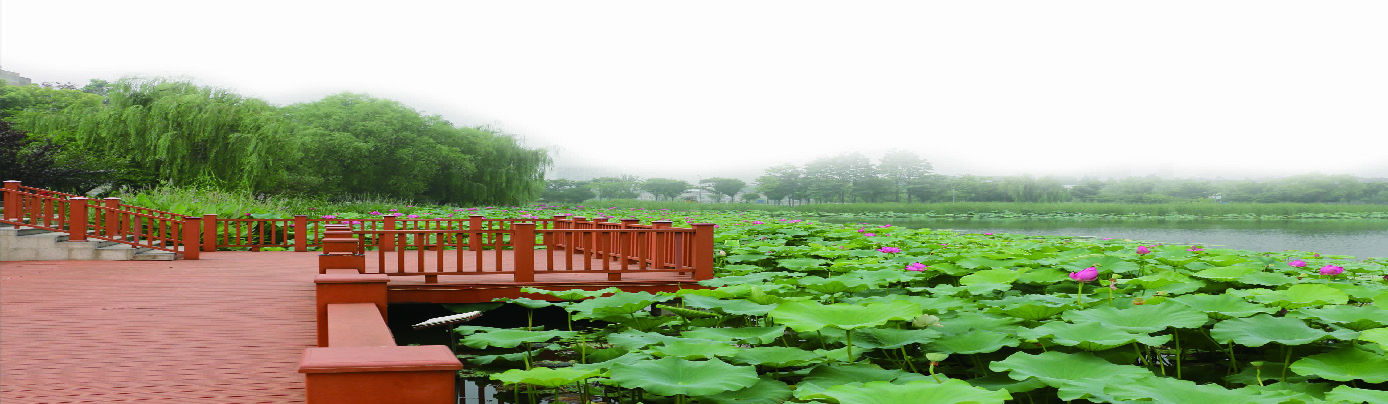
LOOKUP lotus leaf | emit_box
[1325,385,1388,404]
[649,340,740,360]
[815,379,1011,404]
[1360,327,1388,350]
[609,357,759,397]
[777,257,828,271]
[1289,347,1388,383]
[1104,374,1269,403]
[1060,303,1209,333]
[698,376,793,404]
[1168,294,1277,319]
[566,291,673,316]
[459,329,576,349]
[519,287,620,301]
[681,326,787,344]
[959,268,1020,286]
[1250,283,1350,309]
[925,330,1019,354]
[1021,321,1171,351]
[728,346,824,368]
[1236,272,1297,286]
[989,351,1153,401]
[1210,314,1340,347]
[769,300,922,333]
[1293,305,1388,331]
[607,330,696,350]
[1192,265,1263,281]
[793,363,926,399]
[935,312,1021,336]
[848,328,942,349]
[489,367,601,387]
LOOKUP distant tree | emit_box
[80,79,112,97]
[641,178,691,201]
[740,192,761,203]
[756,164,803,205]
[877,150,932,202]
[589,176,642,199]
[1069,178,1107,202]
[852,177,894,203]
[541,179,595,203]
[700,178,746,203]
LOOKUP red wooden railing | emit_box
[3,182,714,273]
[2,181,200,259]
[352,216,716,283]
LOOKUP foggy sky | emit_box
[3,1,1385,182]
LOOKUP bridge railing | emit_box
[2,181,200,258]
[351,217,715,283]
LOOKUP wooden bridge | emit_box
[1,181,720,403]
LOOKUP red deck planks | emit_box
[1,249,705,402]
[1,252,318,403]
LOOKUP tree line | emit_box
[1,78,549,205]
[546,151,1388,205]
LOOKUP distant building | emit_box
[0,68,32,86]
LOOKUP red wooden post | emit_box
[382,215,396,252]
[2,181,19,221]
[512,223,535,282]
[68,197,88,242]
[102,198,121,237]
[202,214,218,252]
[693,223,716,280]
[468,215,484,251]
[653,221,672,269]
[182,216,201,260]
[295,215,309,252]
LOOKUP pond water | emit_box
[820,218,1388,259]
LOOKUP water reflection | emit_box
[820,218,1388,259]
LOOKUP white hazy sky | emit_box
[3,1,1386,181]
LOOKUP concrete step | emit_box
[1,226,184,261]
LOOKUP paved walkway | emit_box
[1,252,320,403]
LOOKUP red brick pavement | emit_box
[1,252,320,403]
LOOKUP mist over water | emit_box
[823,218,1388,259]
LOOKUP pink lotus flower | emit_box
[370,211,382,215]
[751,221,764,224]
[1136,246,1151,255]
[321,215,337,219]
[983,233,994,236]
[1069,266,1099,282]
[864,233,877,237]
[1187,247,1204,252]
[878,246,902,254]
[406,214,420,219]
[905,262,928,271]
[1319,265,1344,276]
[1288,260,1308,268]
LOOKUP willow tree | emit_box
[285,93,548,205]
[22,78,300,191]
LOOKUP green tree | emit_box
[589,176,642,200]
[0,120,109,192]
[756,164,803,205]
[542,179,595,203]
[641,178,692,201]
[700,178,746,203]
[877,150,931,202]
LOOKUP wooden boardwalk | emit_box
[1,252,319,403]
[0,250,703,402]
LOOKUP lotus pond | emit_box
[411,207,1387,403]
